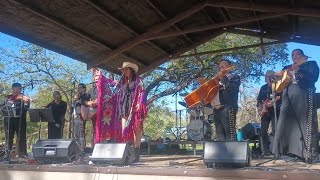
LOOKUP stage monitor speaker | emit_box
[32,139,80,164]
[90,143,134,165]
[203,141,251,168]
[241,123,261,140]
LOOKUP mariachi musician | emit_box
[273,49,319,163]
[0,83,30,159]
[212,59,241,141]
[257,70,281,156]
[72,83,90,155]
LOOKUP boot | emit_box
[133,148,140,163]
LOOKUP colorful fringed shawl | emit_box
[95,75,147,143]
[95,74,114,143]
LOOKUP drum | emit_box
[187,119,207,141]
[188,107,213,119]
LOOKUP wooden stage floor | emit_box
[0,155,320,180]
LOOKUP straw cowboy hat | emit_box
[265,70,275,76]
[118,62,139,73]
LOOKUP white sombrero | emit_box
[265,70,275,76]
[118,62,139,73]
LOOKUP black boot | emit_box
[133,148,140,163]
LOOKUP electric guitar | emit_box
[259,96,280,118]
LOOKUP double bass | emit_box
[185,66,235,108]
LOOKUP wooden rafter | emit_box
[89,2,206,68]
[140,30,226,73]
[206,0,320,18]
[145,0,194,43]
[84,0,170,56]
[9,0,146,67]
[144,13,286,40]
[172,40,285,59]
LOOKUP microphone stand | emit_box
[70,81,76,139]
[16,87,25,159]
[1,98,12,163]
[256,81,279,166]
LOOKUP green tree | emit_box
[143,33,288,104]
[0,44,91,139]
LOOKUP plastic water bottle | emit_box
[237,129,243,141]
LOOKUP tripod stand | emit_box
[1,96,28,163]
[0,101,14,163]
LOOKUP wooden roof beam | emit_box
[141,30,226,73]
[227,28,285,41]
[145,0,194,43]
[9,0,146,67]
[220,7,232,21]
[145,13,286,40]
[206,0,320,18]
[201,8,216,24]
[171,40,285,59]
[226,28,320,46]
[89,2,206,68]
[249,0,265,54]
[84,0,170,56]
[289,0,298,37]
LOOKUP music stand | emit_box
[29,108,54,140]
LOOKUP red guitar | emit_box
[259,96,280,118]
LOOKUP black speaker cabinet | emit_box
[32,139,80,164]
[90,143,134,165]
[242,123,261,140]
[204,141,251,168]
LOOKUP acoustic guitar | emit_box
[273,60,306,93]
[273,70,291,93]
[185,66,235,108]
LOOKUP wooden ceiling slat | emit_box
[8,0,146,67]
[145,13,286,40]
[207,0,320,18]
[145,0,194,43]
[89,2,206,68]
[1,0,320,74]
[84,0,170,56]
[141,30,225,73]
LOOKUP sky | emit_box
[0,32,320,111]
[167,42,320,111]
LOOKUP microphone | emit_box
[87,81,96,85]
